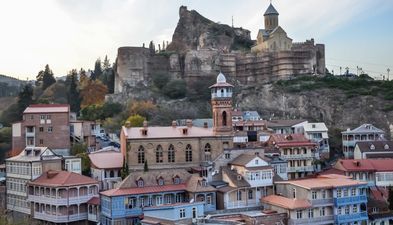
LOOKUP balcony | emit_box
[335,211,368,224]
[289,215,334,225]
[34,212,87,223]
[28,194,97,205]
[334,195,367,206]
[26,131,35,137]
[287,166,314,173]
[342,140,356,147]
[88,213,99,222]
[310,198,334,206]
[281,154,314,160]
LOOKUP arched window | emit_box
[110,171,114,178]
[137,178,144,187]
[204,143,211,161]
[168,144,175,163]
[157,177,164,186]
[222,111,227,126]
[137,146,145,164]
[185,144,192,162]
[156,145,163,163]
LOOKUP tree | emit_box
[152,73,170,90]
[71,143,87,155]
[41,64,56,91]
[79,68,88,87]
[92,58,102,80]
[126,114,145,127]
[144,160,149,172]
[389,186,393,210]
[76,152,91,176]
[80,79,108,107]
[162,80,187,99]
[103,55,111,70]
[65,69,81,113]
[128,100,157,120]
[17,84,34,115]
[120,157,129,179]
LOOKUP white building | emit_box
[303,123,330,159]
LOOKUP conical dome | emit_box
[264,3,279,16]
[216,72,226,83]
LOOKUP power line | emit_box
[327,57,392,68]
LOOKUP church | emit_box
[251,3,293,53]
[120,72,234,178]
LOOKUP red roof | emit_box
[270,134,316,147]
[262,195,311,210]
[28,104,70,108]
[335,159,393,172]
[87,196,100,205]
[89,150,123,169]
[101,184,187,197]
[29,170,98,187]
[318,168,346,176]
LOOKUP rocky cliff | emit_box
[166,6,253,53]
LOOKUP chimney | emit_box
[203,122,208,128]
[46,170,59,179]
[172,120,177,128]
[186,119,192,128]
[125,121,131,128]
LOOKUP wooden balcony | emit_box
[34,212,87,223]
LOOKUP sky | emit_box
[1,0,392,80]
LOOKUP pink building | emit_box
[27,170,99,224]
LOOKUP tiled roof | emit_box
[221,167,250,188]
[318,168,346,176]
[270,134,316,147]
[232,110,243,117]
[87,196,100,205]
[276,175,367,190]
[122,125,216,139]
[185,175,216,193]
[24,104,70,114]
[262,195,311,210]
[342,124,385,134]
[89,150,123,169]
[230,154,260,166]
[101,183,187,197]
[29,170,98,187]
[6,147,62,162]
[267,119,307,128]
[303,123,328,132]
[334,159,393,172]
[356,141,393,152]
[233,120,266,127]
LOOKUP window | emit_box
[156,145,163,163]
[185,144,192,162]
[175,194,182,203]
[337,207,342,215]
[236,190,242,201]
[39,139,43,145]
[303,149,307,154]
[204,143,211,161]
[40,115,45,124]
[308,209,314,218]
[207,195,212,204]
[248,190,253,200]
[320,207,325,216]
[296,210,302,219]
[322,190,326,199]
[351,188,356,196]
[140,198,145,207]
[47,127,53,133]
[174,176,181,184]
[222,111,227,126]
[292,188,296,198]
[168,144,175,163]
[137,179,144,187]
[30,115,34,120]
[225,153,231,159]
[192,207,197,219]
[345,206,350,214]
[337,189,342,198]
[137,146,145,164]
[343,189,348,197]
[353,205,358,213]
[312,191,317,199]
[179,208,186,219]
[127,197,137,209]
[360,188,365,195]
[156,196,163,206]
[39,127,44,132]
[255,159,259,165]
[158,178,164,186]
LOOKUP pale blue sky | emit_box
[1,0,392,80]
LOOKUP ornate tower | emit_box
[264,3,279,32]
[210,72,233,135]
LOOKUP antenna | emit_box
[232,16,234,28]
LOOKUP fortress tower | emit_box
[210,72,233,135]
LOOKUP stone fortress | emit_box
[114,3,325,95]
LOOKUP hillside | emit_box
[0,74,25,87]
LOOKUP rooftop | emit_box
[23,104,70,114]
[342,124,385,135]
[29,170,98,187]
[6,147,62,162]
[303,123,328,132]
[334,159,393,172]
[356,141,393,153]
[122,125,216,139]
[264,3,279,16]
[262,195,311,210]
[89,149,123,169]
[270,134,316,147]
[267,119,307,128]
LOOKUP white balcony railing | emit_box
[224,200,260,209]
[311,198,334,206]
[88,213,98,222]
[34,212,87,223]
[287,166,314,173]
[289,215,334,225]
[281,154,314,160]
[28,194,97,205]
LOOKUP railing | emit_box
[335,211,368,224]
[28,194,98,205]
[334,195,367,206]
[25,131,35,137]
[342,140,356,146]
[88,213,98,222]
[287,166,314,173]
[281,154,314,160]
[289,215,334,225]
[310,198,333,206]
[224,200,260,209]
[34,212,87,223]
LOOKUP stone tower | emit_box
[210,72,233,135]
[264,3,279,32]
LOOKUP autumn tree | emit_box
[128,100,157,120]
[79,68,88,87]
[126,114,145,127]
[80,79,108,107]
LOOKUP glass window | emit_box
[353,205,358,213]
[308,209,314,218]
[168,144,175,163]
[156,145,163,163]
[312,191,317,199]
[236,191,242,201]
[137,179,144,187]
[137,146,145,164]
[320,207,325,216]
[345,206,350,214]
[248,190,253,200]
[351,188,356,196]
[179,208,186,218]
[185,144,192,162]
[337,189,342,198]
[296,210,302,219]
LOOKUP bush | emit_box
[152,73,170,90]
[162,80,187,99]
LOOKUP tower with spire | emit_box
[209,72,233,135]
[264,2,279,32]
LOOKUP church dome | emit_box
[216,72,227,83]
[264,3,279,16]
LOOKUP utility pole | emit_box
[340,67,342,75]
[388,68,390,81]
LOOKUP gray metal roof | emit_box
[264,3,279,16]
[342,124,385,135]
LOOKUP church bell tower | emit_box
[210,72,233,135]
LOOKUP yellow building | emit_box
[251,3,293,53]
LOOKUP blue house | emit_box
[100,169,216,224]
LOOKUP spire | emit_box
[264,3,279,16]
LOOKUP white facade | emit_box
[91,167,122,190]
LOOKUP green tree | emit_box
[162,80,187,99]
[144,160,149,172]
[65,69,81,113]
[152,73,170,90]
[71,143,87,155]
[17,84,34,117]
[41,64,56,91]
[120,157,129,179]
[76,152,91,176]
[92,58,102,80]
[126,114,145,127]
